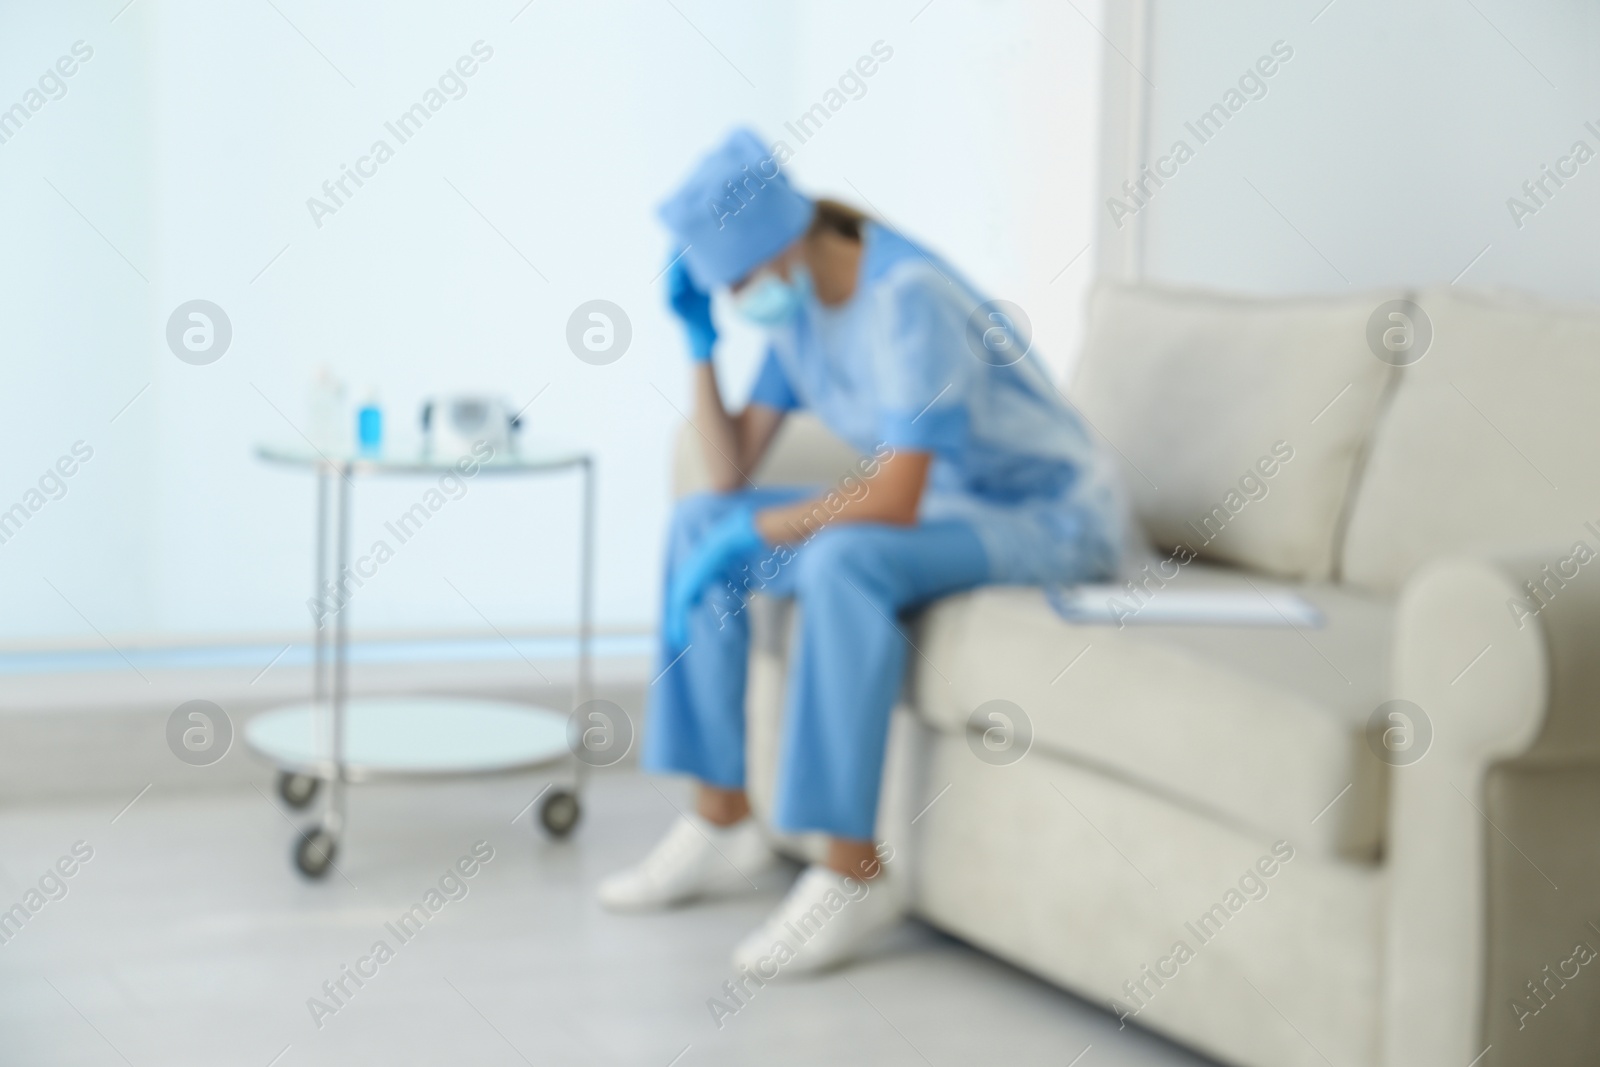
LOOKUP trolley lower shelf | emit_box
[245,697,580,878]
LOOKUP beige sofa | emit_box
[673,279,1600,1067]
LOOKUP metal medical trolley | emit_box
[247,442,595,878]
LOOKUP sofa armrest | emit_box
[1384,549,1600,1067]
[1399,550,1600,759]
[671,413,863,498]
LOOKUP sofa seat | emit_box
[909,563,1393,861]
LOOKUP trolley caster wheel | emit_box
[277,771,320,810]
[539,789,581,838]
[294,826,338,879]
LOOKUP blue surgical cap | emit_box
[657,127,814,289]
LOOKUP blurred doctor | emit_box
[599,128,1128,975]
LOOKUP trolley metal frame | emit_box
[255,444,595,876]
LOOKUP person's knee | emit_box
[794,525,889,595]
[669,491,736,544]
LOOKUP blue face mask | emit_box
[733,264,812,327]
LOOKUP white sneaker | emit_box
[597,814,777,912]
[730,864,907,977]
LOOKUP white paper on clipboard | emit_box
[1045,584,1325,628]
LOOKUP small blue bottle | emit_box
[357,392,383,455]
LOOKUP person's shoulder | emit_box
[864,225,983,313]
[867,254,962,326]
[866,266,963,346]
[862,223,940,287]
[874,258,948,303]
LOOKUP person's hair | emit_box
[808,198,868,242]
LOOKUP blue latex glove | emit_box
[665,507,765,649]
[666,258,717,362]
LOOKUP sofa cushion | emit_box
[910,564,1392,861]
[1340,285,1600,593]
[1068,280,1398,581]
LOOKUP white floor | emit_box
[0,769,1220,1066]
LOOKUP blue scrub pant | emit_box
[641,488,991,842]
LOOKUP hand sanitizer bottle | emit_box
[357,390,383,455]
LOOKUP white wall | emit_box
[1110,0,1600,302]
[0,5,154,641]
[0,0,1103,647]
[141,0,800,640]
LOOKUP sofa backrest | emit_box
[1069,280,1397,581]
[1339,285,1600,593]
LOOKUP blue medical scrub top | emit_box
[747,222,1129,584]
